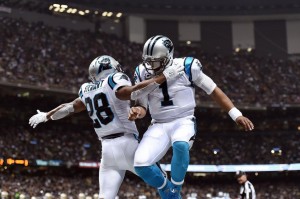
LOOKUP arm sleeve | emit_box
[191,59,217,95]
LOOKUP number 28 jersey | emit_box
[134,57,216,123]
[78,72,139,140]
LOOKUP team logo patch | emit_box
[163,39,173,53]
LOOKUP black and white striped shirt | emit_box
[240,181,256,199]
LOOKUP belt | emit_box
[102,133,124,140]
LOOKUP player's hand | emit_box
[29,110,48,128]
[128,107,143,121]
[162,63,184,80]
[236,116,254,131]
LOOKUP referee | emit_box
[236,171,256,199]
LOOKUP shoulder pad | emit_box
[78,83,89,98]
[183,57,195,82]
[107,73,117,90]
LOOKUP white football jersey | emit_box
[78,72,139,139]
[134,57,216,123]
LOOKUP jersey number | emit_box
[159,82,173,106]
[85,93,114,128]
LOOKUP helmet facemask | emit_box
[142,56,170,76]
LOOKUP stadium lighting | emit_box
[78,11,85,15]
[53,4,60,7]
[71,9,77,14]
[116,12,122,18]
[54,7,60,12]
[61,5,68,9]
[186,41,191,45]
[59,8,65,12]
[49,5,53,10]
[94,11,99,14]
[102,11,108,17]
[213,148,220,155]
[85,10,90,14]
[271,147,282,156]
[107,12,113,17]
[67,8,72,13]
[271,149,275,154]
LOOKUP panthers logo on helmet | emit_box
[98,57,112,74]
[163,39,173,53]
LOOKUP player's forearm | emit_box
[116,74,165,100]
[47,98,85,120]
[210,87,234,112]
[46,103,73,120]
[211,87,245,122]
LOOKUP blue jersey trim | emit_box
[135,66,142,82]
[184,57,194,82]
[78,88,83,98]
[108,74,117,90]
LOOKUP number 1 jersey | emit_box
[78,72,139,139]
[134,57,216,123]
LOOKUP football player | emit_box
[29,55,183,199]
[129,35,254,199]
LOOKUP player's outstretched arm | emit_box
[210,87,254,131]
[29,98,86,128]
[116,74,165,101]
[116,63,184,101]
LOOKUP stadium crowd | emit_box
[2,123,300,165]
[1,170,300,199]
[1,17,300,106]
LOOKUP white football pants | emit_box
[134,115,196,167]
[99,133,139,199]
